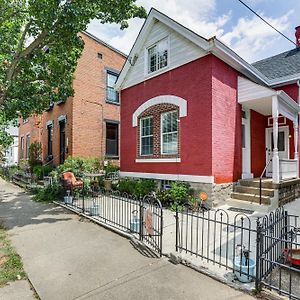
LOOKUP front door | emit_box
[59,121,66,164]
[242,110,252,178]
[265,126,289,177]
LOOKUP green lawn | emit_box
[0,224,26,286]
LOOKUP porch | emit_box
[238,77,300,184]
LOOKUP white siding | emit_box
[122,21,206,89]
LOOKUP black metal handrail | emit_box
[259,157,272,205]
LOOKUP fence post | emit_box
[139,197,143,241]
[175,204,179,252]
[82,181,85,213]
[255,218,263,292]
[284,210,288,249]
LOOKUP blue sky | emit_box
[87,0,300,63]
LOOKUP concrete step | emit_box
[238,178,274,189]
[234,185,274,197]
[230,192,271,205]
[225,199,274,214]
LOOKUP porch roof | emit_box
[238,77,300,120]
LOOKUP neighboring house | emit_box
[19,31,126,165]
[2,125,18,166]
[116,9,300,208]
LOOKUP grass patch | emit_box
[0,224,26,286]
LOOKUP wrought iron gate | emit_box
[140,194,163,257]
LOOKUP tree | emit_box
[0,0,146,139]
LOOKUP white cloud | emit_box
[87,0,230,54]
[221,10,294,62]
[87,1,295,62]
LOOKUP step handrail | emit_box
[259,157,272,205]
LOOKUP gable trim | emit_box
[132,95,187,127]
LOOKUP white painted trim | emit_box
[139,116,154,156]
[135,158,181,163]
[119,171,214,183]
[132,95,187,127]
[242,108,252,178]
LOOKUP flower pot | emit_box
[104,179,112,191]
[64,196,73,204]
[89,205,100,216]
[234,257,256,283]
[130,218,140,233]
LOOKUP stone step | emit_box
[230,192,271,205]
[238,178,274,189]
[234,185,274,197]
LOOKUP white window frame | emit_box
[161,110,178,155]
[140,116,154,156]
[145,36,170,76]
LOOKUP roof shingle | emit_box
[252,47,300,80]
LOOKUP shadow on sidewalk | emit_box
[0,181,72,231]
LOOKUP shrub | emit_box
[28,141,42,172]
[168,182,190,204]
[33,183,64,202]
[33,165,54,180]
[104,160,119,176]
[117,178,156,198]
[57,156,102,177]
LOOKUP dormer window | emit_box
[147,38,168,74]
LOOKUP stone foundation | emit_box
[275,179,300,206]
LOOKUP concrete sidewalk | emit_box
[0,178,254,300]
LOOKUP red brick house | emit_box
[19,31,126,165]
[116,9,300,208]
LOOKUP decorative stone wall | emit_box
[278,181,300,206]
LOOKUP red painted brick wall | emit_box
[120,55,213,176]
[211,56,241,183]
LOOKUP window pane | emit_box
[271,131,285,152]
[162,111,178,154]
[242,124,245,148]
[106,123,118,156]
[107,72,119,103]
[140,117,153,155]
[148,38,168,74]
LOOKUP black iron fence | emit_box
[175,204,300,299]
[59,189,163,256]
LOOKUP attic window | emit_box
[147,37,168,74]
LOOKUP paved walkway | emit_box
[0,178,254,300]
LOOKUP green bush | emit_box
[28,141,42,172]
[104,160,119,176]
[157,182,191,210]
[33,183,64,202]
[117,178,156,198]
[33,165,54,180]
[57,156,102,177]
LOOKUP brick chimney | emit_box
[296,26,300,47]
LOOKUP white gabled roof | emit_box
[116,8,298,91]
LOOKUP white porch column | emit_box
[272,95,280,183]
[294,117,299,178]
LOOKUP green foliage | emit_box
[32,164,54,180]
[168,182,190,204]
[28,141,42,172]
[0,0,147,122]
[0,225,26,286]
[57,156,102,177]
[157,182,192,210]
[0,165,19,180]
[33,183,64,202]
[104,160,119,176]
[117,178,157,198]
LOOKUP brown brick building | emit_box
[18,31,126,165]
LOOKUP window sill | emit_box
[106,100,120,106]
[135,158,181,163]
[105,156,119,160]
